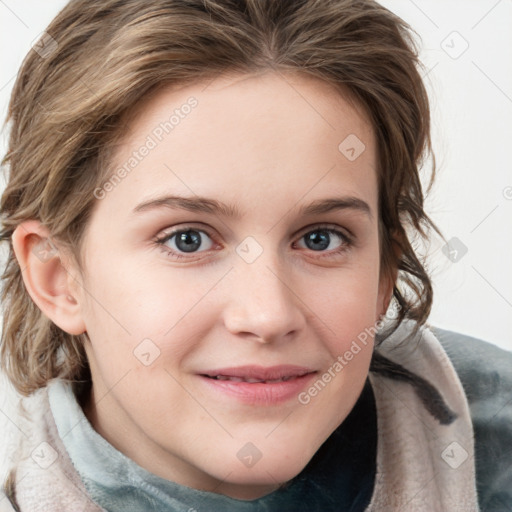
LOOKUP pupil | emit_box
[306,230,329,251]
[176,230,201,252]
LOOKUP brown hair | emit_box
[0,0,440,396]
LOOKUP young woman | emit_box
[1,1,510,510]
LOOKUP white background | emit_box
[1,0,511,350]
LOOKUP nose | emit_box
[222,249,306,344]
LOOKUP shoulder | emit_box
[0,374,23,484]
[0,374,51,510]
[432,327,512,391]
[0,472,17,512]
[0,374,22,512]
[431,327,512,511]
[0,492,17,512]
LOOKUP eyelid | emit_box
[155,224,214,240]
[294,222,354,241]
[154,224,217,250]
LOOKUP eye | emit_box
[294,226,352,257]
[154,224,353,261]
[155,228,215,259]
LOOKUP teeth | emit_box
[211,375,296,383]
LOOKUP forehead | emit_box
[100,71,378,220]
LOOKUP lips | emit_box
[198,364,317,404]
[199,364,314,383]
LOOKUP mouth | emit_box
[206,375,299,383]
[200,364,314,381]
[197,365,317,405]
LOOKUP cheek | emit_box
[314,264,381,353]
[79,255,221,380]
[80,249,180,334]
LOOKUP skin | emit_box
[13,70,393,500]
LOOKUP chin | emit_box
[206,444,313,489]
[208,463,305,501]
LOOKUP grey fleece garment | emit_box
[432,327,512,511]
[2,322,496,511]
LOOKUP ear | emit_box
[377,266,397,318]
[11,220,86,335]
[376,235,401,319]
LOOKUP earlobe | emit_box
[11,220,86,336]
[377,233,401,319]
[377,267,397,319]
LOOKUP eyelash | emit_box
[154,224,354,261]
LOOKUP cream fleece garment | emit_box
[0,321,479,511]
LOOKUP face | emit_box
[70,71,390,500]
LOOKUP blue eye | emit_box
[297,228,349,253]
[155,225,352,261]
[156,228,214,259]
[294,227,352,257]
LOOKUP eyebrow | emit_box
[132,195,372,219]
